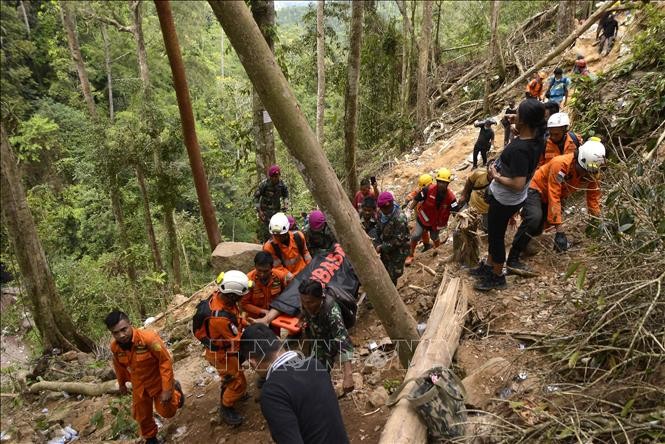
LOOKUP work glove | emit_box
[554,232,569,252]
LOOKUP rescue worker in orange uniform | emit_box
[404,173,433,251]
[507,139,606,270]
[242,251,293,331]
[525,71,546,100]
[204,270,251,425]
[406,168,458,265]
[106,310,184,444]
[263,212,312,275]
[539,112,584,167]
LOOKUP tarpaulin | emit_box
[270,244,360,316]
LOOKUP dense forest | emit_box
[1,1,663,443]
[0,0,551,342]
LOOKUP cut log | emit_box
[379,276,469,444]
[489,1,613,102]
[211,241,263,273]
[29,379,119,396]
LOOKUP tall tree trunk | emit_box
[154,0,222,251]
[0,126,94,353]
[483,0,501,115]
[316,0,326,148]
[60,2,97,119]
[109,175,139,284]
[101,24,114,122]
[19,0,30,36]
[396,0,414,115]
[250,0,276,181]
[557,0,575,39]
[343,1,364,199]
[208,1,419,368]
[163,206,182,291]
[135,164,163,272]
[416,1,433,130]
[130,0,151,94]
[434,0,442,64]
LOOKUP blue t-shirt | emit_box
[548,76,571,99]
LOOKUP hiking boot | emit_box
[238,392,251,402]
[420,243,432,253]
[474,272,507,291]
[220,405,244,426]
[174,380,185,408]
[469,261,492,278]
[145,438,161,444]
[506,259,531,274]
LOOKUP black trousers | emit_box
[473,143,488,168]
[509,189,547,259]
[487,194,524,265]
[502,121,513,147]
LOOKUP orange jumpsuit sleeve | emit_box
[111,346,131,389]
[145,331,175,393]
[546,159,566,226]
[586,180,602,216]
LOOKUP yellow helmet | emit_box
[418,173,433,188]
[435,168,453,183]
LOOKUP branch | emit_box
[29,380,119,396]
[87,12,133,33]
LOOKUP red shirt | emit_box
[353,190,377,211]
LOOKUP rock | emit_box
[60,350,78,362]
[461,357,511,409]
[211,242,263,273]
[76,352,93,366]
[95,367,116,382]
[367,386,389,408]
[352,372,364,390]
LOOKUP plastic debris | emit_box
[205,366,216,374]
[499,387,512,399]
[173,426,188,438]
[416,323,427,337]
[42,408,49,414]
[0,431,10,442]
[517,371,528,381]
[518,343,526,350]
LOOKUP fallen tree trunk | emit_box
[379,276,469,444]
[489,1,613,102]
[29,380,119,396]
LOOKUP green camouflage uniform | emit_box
[376,205,410,285]
[302,297,353,371]
[361,214,378,243]
[303,224,337,257]
[254,179,289,242]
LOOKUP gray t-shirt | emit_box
[490,138,541,206]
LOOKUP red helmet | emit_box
[267,165,281,177]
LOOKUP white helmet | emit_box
[269,212,289,235]
[547,112,570,128]
[218,270,251,296]
[577,138,606,173]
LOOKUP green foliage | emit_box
[9,114,59,162]
[108,397,137,439]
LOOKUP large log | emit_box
[29,380,119,397]
[379,276,469,444]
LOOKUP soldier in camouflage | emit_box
[299,280,355,394]
[360,196,379,243]
[375,192,410,285]
[303,210,337,257]
[254,165,290,242]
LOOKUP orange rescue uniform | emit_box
[242,268,292,317]
[263,231,312,275]
[530,153,601,226]
[204,291,247,408]
[111,328,182,439]
[538,132,583,167]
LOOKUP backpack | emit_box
[192,295,237,351]
[557,131,581,155]
[324,286,358,329]
[271,231,306,265]
[546,76,568,99]
[386,366,467,440]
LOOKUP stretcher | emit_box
[242,305,301,334]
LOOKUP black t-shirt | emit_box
[475,127,494,148]
[261,356,349,444]
[603,18,618,37]
[495,138,541,180]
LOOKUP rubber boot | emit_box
[405,240,418,266]
[421,231,432,252]
[220,405,244,426]
[433,238,441,248]
[174,380,185,408]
